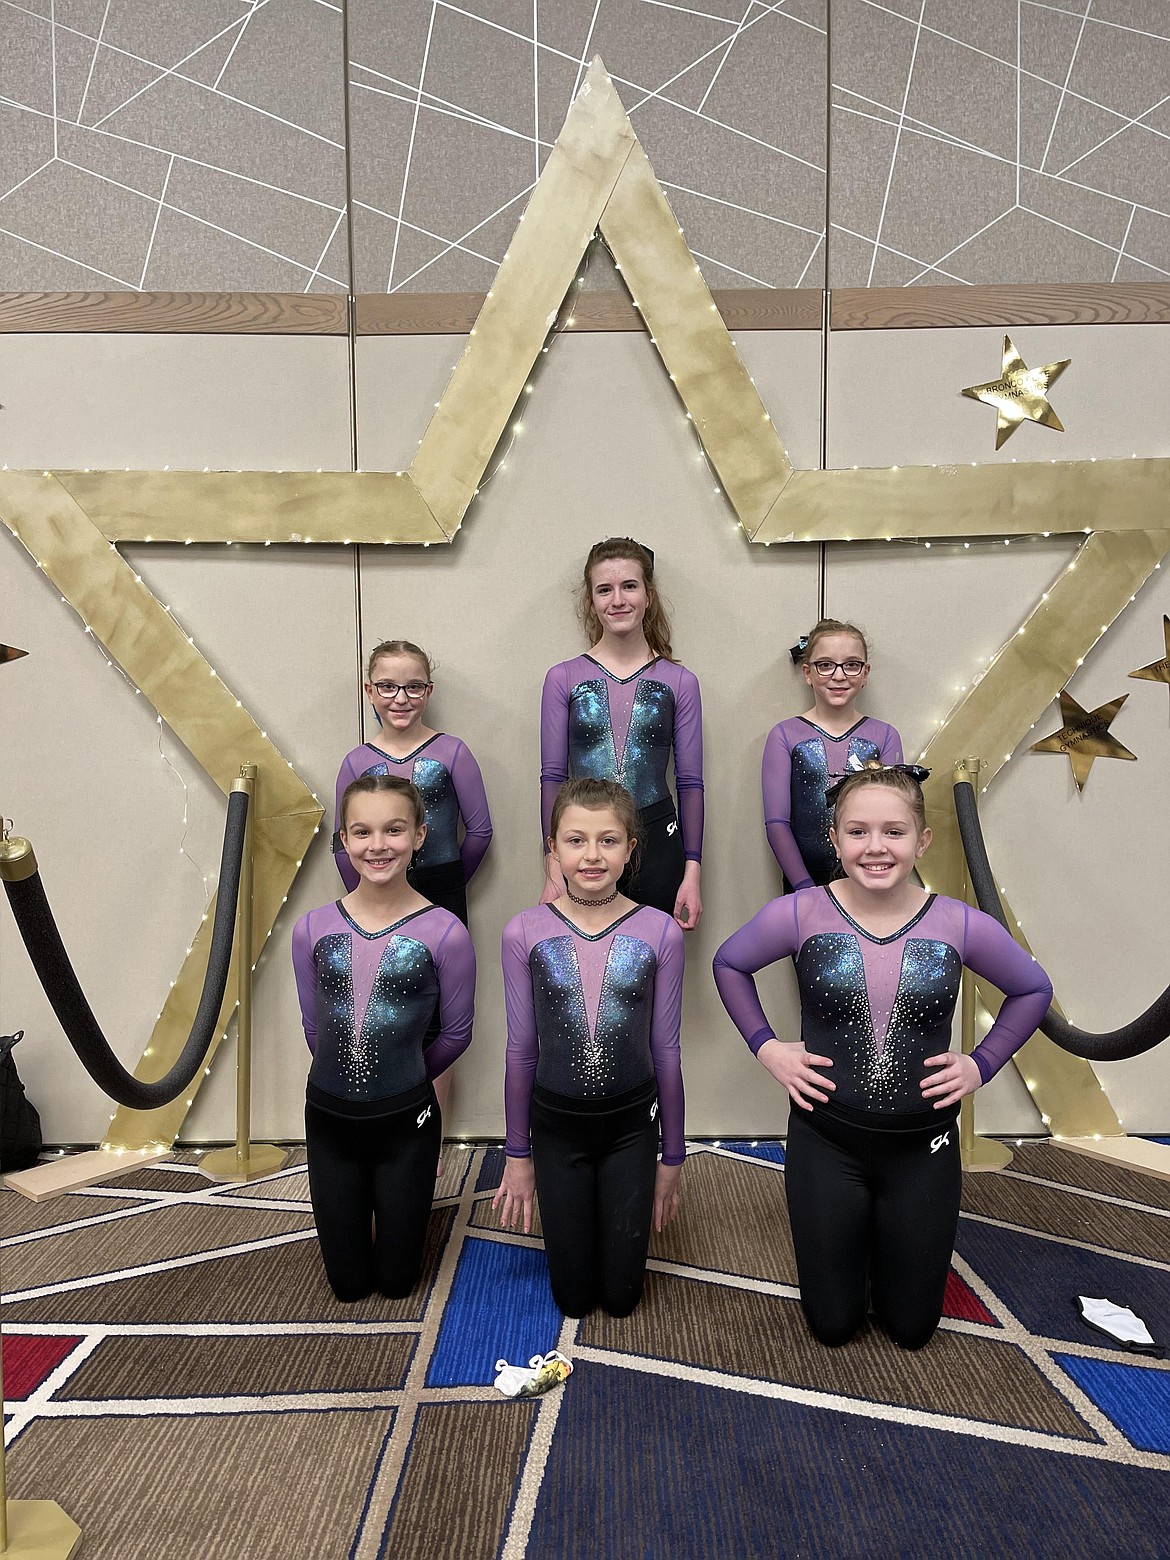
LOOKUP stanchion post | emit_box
[201,766,287,1184]
[954,758,1013,1173]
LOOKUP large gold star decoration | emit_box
[1129,614,1170,699]
[2,60,1166,1150]
[961,334,1071,448]
[1030,690,1137,790]
[1,642,28,662]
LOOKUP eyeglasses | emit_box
[370,680,431,700]
[809,659,867,679]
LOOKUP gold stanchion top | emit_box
[0,819,37,882]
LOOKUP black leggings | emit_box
[530,1079,660,1319]
[305,1080,441,1303]
[621,797,686,917]
[784,1106,961,1351]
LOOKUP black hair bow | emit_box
[823,762,931,805]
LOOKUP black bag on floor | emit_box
[0,1031,43,1172]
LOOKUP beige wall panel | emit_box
[0,335,355,1141]
[118,543,358,1143]
[826,323,1170,469]
[826,322,1170,1134]
[355,330,823,1140]
[354,337,457,474]
[0,335,352,472]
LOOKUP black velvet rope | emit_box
[954,777,1170,1061]
[2,788,249,1110]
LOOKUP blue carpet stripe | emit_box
[1052,1354,1170,1453]
[475,1147,507,1193]
[714,1139,785,1166]
[426,1235,562,1387]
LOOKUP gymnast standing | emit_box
[294,775,475,1301]
[763,619,901,890]
[540,538,703,929]
[333,639,491,1137]
[494,778,685,1318]
[714,763,1052,1350]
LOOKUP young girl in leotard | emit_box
[494,778,685,1318]
[333,640,491,1137]
[762,619,901,890]
[714,764,1052,1350]
[540,539,703,930]
[294,776,475,1301]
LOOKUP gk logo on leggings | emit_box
[666,821,678,836]
[930,1132,950,1154]
[416,1105,432,1129]
[650,1101,658,1121]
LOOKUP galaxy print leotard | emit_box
[501,903,686,1164]
[539,656,704,863]
[713,888,1052,1117]
[333,736,492,894]
[292,901,475,1111]
[762,716,902,889]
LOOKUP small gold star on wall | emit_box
[1128,615,1170,701]
[1030,689,1137,790]
[962,335,1071,449]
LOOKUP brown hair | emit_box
[366,640,433,681]
[579,539,675,661]
[548,778,641,876]
[803,619,868,664]
[339,775,425,833]
[831,763,926,834]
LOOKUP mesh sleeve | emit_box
[291,915,318,1053]
[961,905,1054,1084]
[672,668,704,863]
[501,918,540,1156]
[712,895,802,1054]
[878,723,904,765]
[650,919,686,1164]
[539,664,570,850]
[332,754,360,893]
[761,725,814,890]
[423,918,477,1079]
[449,740,493,880]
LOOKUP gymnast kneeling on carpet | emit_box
[494,778,685,1318]
[293,775,475,1302]
[713,763,1052,1350]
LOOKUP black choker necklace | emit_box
[565,886,619,907]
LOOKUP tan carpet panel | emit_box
[0,1190,141,1239]
[582,1272,1096,1438]
[961,1174,1170,1262]
[58,1331,416,1400]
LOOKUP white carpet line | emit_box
[569,1346,1170,1468]
[3,1320,425,1337]
[999,1168,1170,1218]
[17,1390,409,1418]
[3,1332,104,1446]
[352,1147,487,1560]
[947,1251,1133,1453]
[499,1310,579,1560]
[5,1227,319,1302]
[960,1211,1170,1272]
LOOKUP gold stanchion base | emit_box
[0,1500,82,1557]
[198,1143,288,1184]
[963,1136,1014,1172]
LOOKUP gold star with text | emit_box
[962,335,1071,448]
[1129,614,1170,701]
[1030,690,1136,791]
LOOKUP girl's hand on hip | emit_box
[921,1052,981,1109]
[756,1037,834,1110]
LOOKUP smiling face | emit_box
[365,651,433,737]
[341,789,426,888]
[829,784,930,896]
[589,557,650,641]
[802,630,869,718]
[550,804,636,900]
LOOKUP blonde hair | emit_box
[831,764,926,833]
[367,640,433,681]
[339,775,425,833]
[804,619,868,664]
[579,539,675,661]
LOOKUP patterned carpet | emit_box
[2,1140,1168,1559]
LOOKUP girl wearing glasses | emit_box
[715,763,1051,1350]
[333,641,492,1138]
[540,539,704,931]
[762,619,901,891]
